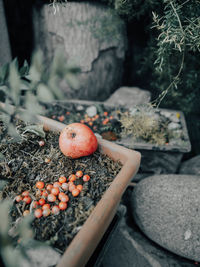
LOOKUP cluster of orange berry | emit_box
[52,111,71,122]
[15,171,90,219]
[80,111,114,129]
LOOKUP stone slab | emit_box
[105,86,151,108]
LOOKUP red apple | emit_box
[59,123,98,158]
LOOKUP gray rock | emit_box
[105,87,151,108]
[179,155,200,175]
[86,105,97,117]
[33,2,127,100]
[101,217,195,267]
[76,105,84,111]
[170,114,180,123]
[131,174,200,262]
[168,122,181,130]
[20,243,61,267]
[0,0,12,66]
[161,111,172,119]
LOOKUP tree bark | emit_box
[33,2,127,100]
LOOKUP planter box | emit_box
[31,114,140,267]
[43,99,191,174]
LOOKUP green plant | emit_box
[0,49,80,139]
[119,105,170,145]
[130,0,200,115]
[0,180,36,267]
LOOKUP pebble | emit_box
[86,105,97,117]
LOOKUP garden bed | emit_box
[0,119,121,252]
[43,100,190,151]
[43,100,191,174]
[0,115,141,266]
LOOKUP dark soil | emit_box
[0,120,121,253]
[43,102,188,147]
[43,102,122,141]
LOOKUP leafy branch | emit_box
[0,49,80,138]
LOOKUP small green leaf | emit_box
[37,84,54,102]
[22,124,46,138]
[65,72,80,90]
[0,63,9,84]
[0,180,7,191]
[28,50,43,82]
[19,60,29,76]
[8,62,21,106]
[0,152,5,163]
[17,214,34,241]
[8,123,20,140]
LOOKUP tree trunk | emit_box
[33,2,127,100]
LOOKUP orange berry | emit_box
[76,184,83,192]
[83,174,90,182]
[45,158,51,163]
[42,189,48,197]
[15,195,22,202]
[102,118,109,125]
[80,120,85,124]
[72,188,80,197]
[38,198,45,206]
[47,194,56,202]
[61,183,69,191]
[42,204,51,210]
[95,114,99,119]
[66,111,70,115]
[23,196,31,204]
[58,192,65,200]
[68,174,76,182]
[52,205,60,215]
[109,115,114,120]
[23,210,30,216]
[51,187,60,196]
[60,194,69,203]
[36,181,45,189]
[38,140,45,147]
[86,117,91,122]
[32,201,39,209]
[22,191,29,197]
[103,111,108,116]
[59,202,67,210]
[59,176,67,184]
[88,121,93,126]
[76,171,83,178]
[58,115,65,122]
[46,184,53,192]
[53,182,61,188]
[34,209,43,218]
[69,184,76,192]
[43,208,51,217]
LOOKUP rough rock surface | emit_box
[33,2,127,100]
[179,155,200,175]
[131,174,200,262]
[101,217,195,267]
[105,86,151,108]
[0,0,12,66]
